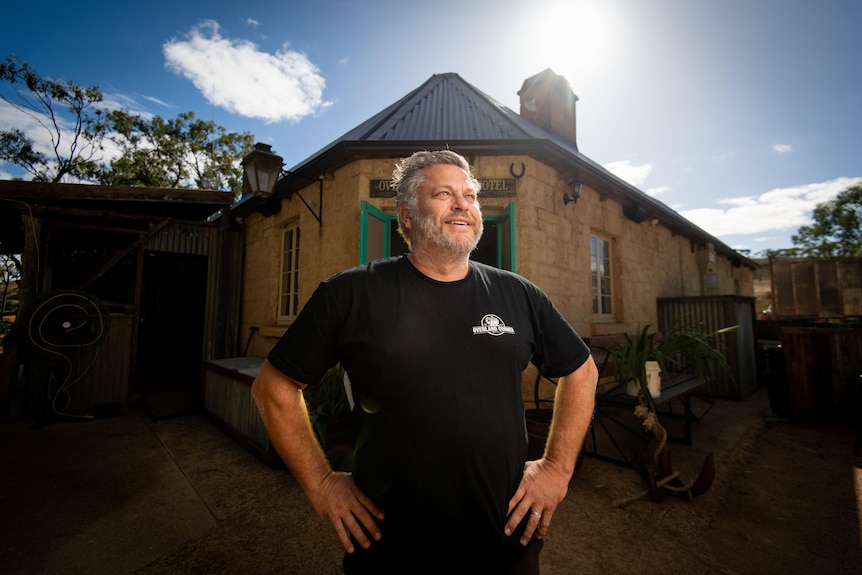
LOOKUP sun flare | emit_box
[514,0,628,81]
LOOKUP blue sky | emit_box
[2,0,860,256]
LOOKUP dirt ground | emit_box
[556,387,862,575]
[2,385,860,575]
[688,420,860,575]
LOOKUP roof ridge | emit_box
[338,72,547,143]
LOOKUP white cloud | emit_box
[645,185,670,197]
[141,95,172,108]
[678,176,862,237]
[99,93,154,118]
[772,144,793,153]
[602,160,652,186]
[163,20,332,124]
[752,235,782,243]
[0,99,63,161]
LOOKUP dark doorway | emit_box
[136,251,207,395]
[472,219,499,267]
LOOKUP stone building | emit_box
[232,69,757,395]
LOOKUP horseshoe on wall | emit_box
[509,162,525,178]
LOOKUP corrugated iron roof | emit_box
[339,73,549,142]
[266,71,580,184]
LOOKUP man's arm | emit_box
[505,355,598,543]
[251,359,383,552]
[543,355,598,474]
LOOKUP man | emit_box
[252,150,598,574]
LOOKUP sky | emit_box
[2,0,860,257]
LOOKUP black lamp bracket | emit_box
[563,180,583,205]
[284,171,324,226]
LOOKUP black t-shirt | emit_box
[268,256,590,552]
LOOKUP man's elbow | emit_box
[586,357,599,384]
[251,361,305,407]
[251,360,278,410]
[574,356,599,387]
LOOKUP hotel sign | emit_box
[370,178,517,198]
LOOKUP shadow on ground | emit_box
[1,386,860,575]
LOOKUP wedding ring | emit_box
[531,510,541,518]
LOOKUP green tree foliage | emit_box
[791,184,862,257]
[102,110,254,196]
[0,54,109,182]
[0,254,20,342]
[1,55,254,197]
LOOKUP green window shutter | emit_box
[360,201,395,264]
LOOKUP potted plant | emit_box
[607,321,733,505]
[609,321,737,399]
[610,324,668,398]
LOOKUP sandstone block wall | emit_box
[239,154,753,401]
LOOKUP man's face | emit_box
[402,164,484,255]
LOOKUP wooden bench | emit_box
[532,334,709,466]
[601,372,704,444]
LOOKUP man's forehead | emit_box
[422,164,474,187]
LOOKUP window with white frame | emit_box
[590,234,613,319]
[279,224,301,320]
[703,273,718,296]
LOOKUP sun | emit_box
[514,0,629,83]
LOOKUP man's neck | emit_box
[407,250,470,282]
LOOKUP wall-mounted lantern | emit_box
[563,180,583,205]
[241,142,324,225]
[241,143,284,198]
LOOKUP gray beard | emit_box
[412,212,484,255]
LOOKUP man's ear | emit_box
[398,203,413,231]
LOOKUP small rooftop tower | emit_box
[518,68,579,150]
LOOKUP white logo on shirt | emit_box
[472,314,515,336]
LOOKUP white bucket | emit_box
[645,361,662,398]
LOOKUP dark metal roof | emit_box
[0,180,233,253]
[234,72,756,269]
[339,73,550,142]
[253,72,561,187]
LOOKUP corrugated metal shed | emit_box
[0,180,242,420]
[781,326,862,422]
[657,296,759,400]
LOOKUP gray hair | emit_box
[391,150,481,245]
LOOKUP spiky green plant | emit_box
[610,321,737,396]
